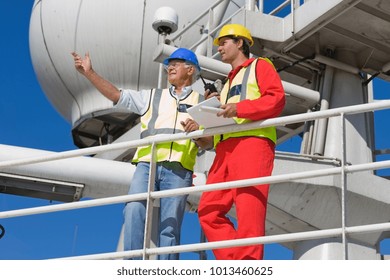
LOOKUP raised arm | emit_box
[72,52,121,103]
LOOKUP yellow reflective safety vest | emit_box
[214,58,277,147]
[132,88,204,171]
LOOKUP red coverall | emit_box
[198,57,285,260]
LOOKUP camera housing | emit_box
[152,7,178,35]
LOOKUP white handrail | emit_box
[58,221,390,260]
[1,100,389,260]
[0,100,389,169]
[1,159,389,220]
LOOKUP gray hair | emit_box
[185,63,200,84]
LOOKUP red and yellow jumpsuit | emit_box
[198,57,285,260]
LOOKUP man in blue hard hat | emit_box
[72,48,203,260]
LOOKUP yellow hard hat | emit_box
[213,24,254,46]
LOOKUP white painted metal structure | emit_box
[1,0,390,259]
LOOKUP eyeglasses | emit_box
[164,61,192,71]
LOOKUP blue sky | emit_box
[0,1,389,260]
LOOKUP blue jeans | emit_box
[123,161,193,260]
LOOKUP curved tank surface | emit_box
[29,0,243,147]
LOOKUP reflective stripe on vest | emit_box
[214,58,277,147]
[132,88,203,171]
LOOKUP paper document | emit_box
[200,106,223,114]
[187,97,235,128]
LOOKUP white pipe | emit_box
[281,80,320,105]
[0,144,135,198]
[314,54,360,74]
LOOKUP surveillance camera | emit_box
[152,7,178,35]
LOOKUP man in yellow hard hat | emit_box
[196,23,286,260]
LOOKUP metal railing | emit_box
[169,0,305,59]
[1,100,390,259]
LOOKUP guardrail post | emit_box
[340,113,348,259]
[142,142,158,260]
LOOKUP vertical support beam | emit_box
[157,33,168,89]
[340,113,349,260]
[290,0,300,36]
[258,0,264,13]
[142,142,157,260]
[323,50,371,164]
[313,65,334,156]
[206,7,215,57]
[301,71,320,154]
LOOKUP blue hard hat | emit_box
[163,48,201,71]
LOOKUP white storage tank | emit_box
[29,0,241,147]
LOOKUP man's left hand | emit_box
[181,118,200,132]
